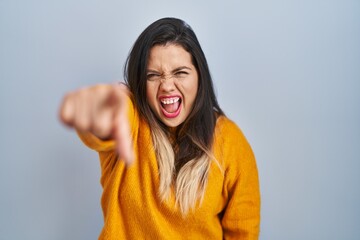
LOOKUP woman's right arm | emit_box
[59,83,134,164]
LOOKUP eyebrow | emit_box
[146,66,192,73]
[171,66,192,73]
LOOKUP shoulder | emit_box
[214,116,256,172]
[215,116,248,145]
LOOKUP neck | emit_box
[168,127,177,135]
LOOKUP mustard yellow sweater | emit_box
[78,98,260,240]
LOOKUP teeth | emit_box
[161,97,180,105]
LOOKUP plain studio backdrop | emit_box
[0,0,359,239]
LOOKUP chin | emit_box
[161,119,182,128]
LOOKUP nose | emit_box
[159,75,175,92]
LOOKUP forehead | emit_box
[147,44,193,70]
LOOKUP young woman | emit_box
[60,17,260,239]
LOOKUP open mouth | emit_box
[160,96,182,118]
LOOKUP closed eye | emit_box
[175,71,189,76]
[147,73,161,80]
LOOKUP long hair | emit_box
[124,17,224,214]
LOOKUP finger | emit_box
[59,93,76,126]
[74,89,91,131]
[92,107,113,139]
[114,111,134,165]
[89,85,115,138]
[112,86,134,165]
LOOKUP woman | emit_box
[60,17,260,239]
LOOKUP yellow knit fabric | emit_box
[78,97,260,240]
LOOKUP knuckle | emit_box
[75,116,90,131]
[92,119,111,139]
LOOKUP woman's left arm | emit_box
[220,122,261,240]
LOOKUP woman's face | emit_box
[146,44,199,128]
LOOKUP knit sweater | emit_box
[78,97,260,240]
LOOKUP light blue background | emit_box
[1,0,359,239]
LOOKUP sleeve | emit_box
[77,131,116,152]
[221,122,261,240]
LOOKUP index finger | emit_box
[112,84,134,165]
